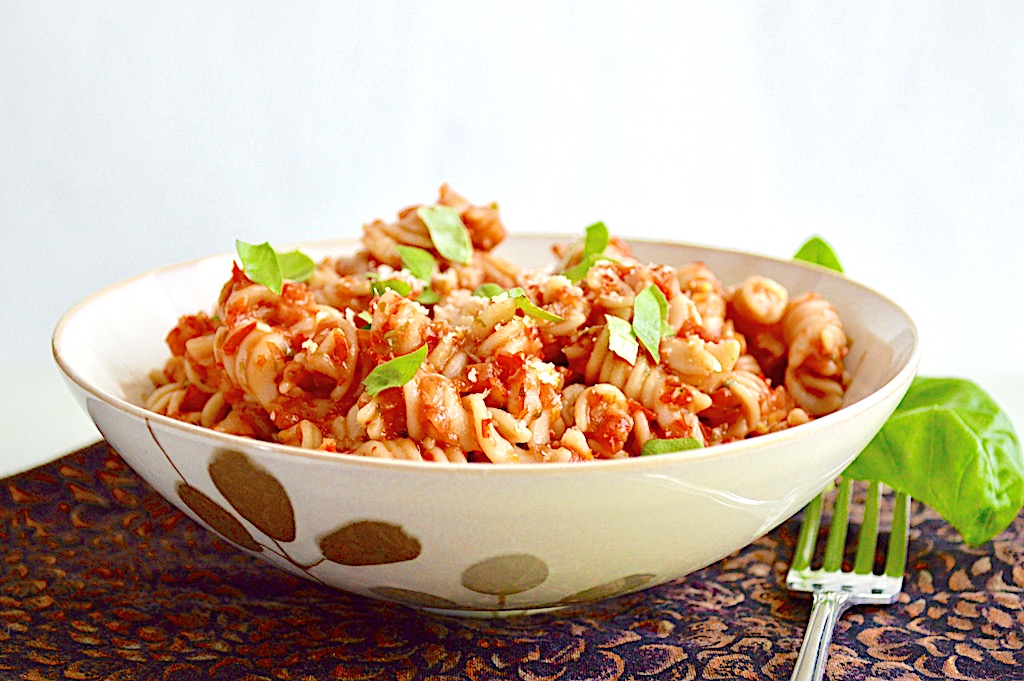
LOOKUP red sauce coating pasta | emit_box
[146,185,850,462]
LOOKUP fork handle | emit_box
[790,590,853,681]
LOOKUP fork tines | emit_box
[787,477,910,605]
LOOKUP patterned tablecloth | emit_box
[2,441,1023,680]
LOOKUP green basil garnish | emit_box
[581,221,609,259]
[473,285,564,323]
[603,286,670,365]
[235,240,314,295]
[605,314,638,365]
[362,344,428,396]
[396,245,437,282]
[793,235,844,273]
[506,287,564,323]
[370,279,413,298]
[278,250,316,282]
[517,298,563,322]
[418,288,441,304]
[417,205,473,265]
[844,377,1023,545]
[641,438,704,456]
[472,283,505,298]
[632,284,670,364]
[563,221,610,282]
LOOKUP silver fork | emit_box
[786,477,911,681]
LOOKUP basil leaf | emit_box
[563,222,610,282]
[632,285,670,363]
[277,250,315,283]
[370,279,413,298]
[515,296,564,323]
[417,205,473,265]
[605,314,638,365]
[473,283,505,298]
[396,245,436,282]
[564,255,600,283]
[793,236,844,273]
[641,438,704,456]
[582,221,609,259]
[236,240,315,295]
[362,344,428,396]
[474,285,564,322]
[844,376,1024,546]
[236,240,284,295]
[417,287,441,305]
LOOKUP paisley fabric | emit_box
[2,441,1022,680]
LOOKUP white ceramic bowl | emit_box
[53,236,919,615]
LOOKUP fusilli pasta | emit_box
[146,185,851,462]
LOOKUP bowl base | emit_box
[420,603,573,618]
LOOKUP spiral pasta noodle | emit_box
[146,185,852,461]
[782,292,851,416]
[677,261,727,340]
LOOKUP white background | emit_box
[2,2,1022,474]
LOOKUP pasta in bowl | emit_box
[53,187,919,614]
[145,186,853,460]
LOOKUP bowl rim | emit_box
[52,234,921,477]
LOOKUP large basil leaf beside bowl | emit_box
[844,376,1023,546]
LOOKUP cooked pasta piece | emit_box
[564,326,711,443]
[661,336,742,393]
[353,438,469,463]
[727,277,790,384]
[703,370,772,440]
[676,261,727,340]
[782,292,851,416]
[731,275,789,326]
[571,384,634,458]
